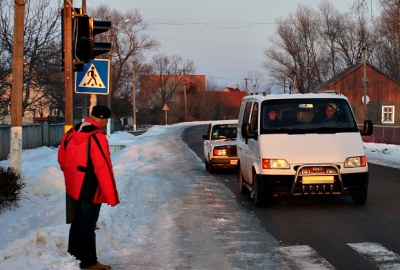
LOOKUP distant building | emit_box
[222,84,241,92]
[139,75,248,123]
[204,90,247,119]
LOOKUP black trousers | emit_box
[68,195,102,268]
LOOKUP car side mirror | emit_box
[360,120,373,136]
[241,123,257,139]
[202,134,208,140]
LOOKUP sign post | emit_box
[162,104,169,125]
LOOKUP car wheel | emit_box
[252,173,264,207]
[208,159,215,174]
[205,159,209,171]
[237,165,247,194]
[352,188,367,205]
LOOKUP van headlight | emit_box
[262,159,289,169]
[345,156,367,167]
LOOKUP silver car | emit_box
[202,120,238,173]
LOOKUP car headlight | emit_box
[262,158,289,169]
[213,149,227,156]
[344,156,367,167]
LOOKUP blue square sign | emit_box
[75,59,110,94]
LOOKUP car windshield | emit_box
[211,124,237,140]
[260,98,359,134]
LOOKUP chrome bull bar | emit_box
[290,164,344,195]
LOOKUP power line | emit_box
[154,35,265,49]
[147,22,277,29]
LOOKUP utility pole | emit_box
[63,0,73,132]
[283,78,286,94]
[362,47,368,120]
[10,0,25,174]
[293,71,297,94]
[63,0,74,225]
[244,78,249,94]
[132,61,137,131]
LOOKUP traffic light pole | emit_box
[63,0,74,132]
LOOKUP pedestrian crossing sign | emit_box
[75,59,110,94]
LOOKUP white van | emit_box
[237,93,373,206]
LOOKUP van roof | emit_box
[242,93,349,102]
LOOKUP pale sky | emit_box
[86,0,378,88]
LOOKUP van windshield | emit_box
[260,98,359,134]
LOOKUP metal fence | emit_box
[0,123,64,160]
[0,120,122,161]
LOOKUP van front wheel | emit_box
[352,188,368,205]
[252,174,264,207]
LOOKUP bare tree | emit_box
[263,4,321,93]
[263,1,376,93]
[206,77,222,91]
[246,70,266,93]
[141,53,195,108]
[373,0,400,81]
[0,0,63,119]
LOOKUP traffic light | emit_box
[74,15,91,65]
[73,15,112,66]
[91,18,112,58]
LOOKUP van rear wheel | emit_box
[352,188,368,205]
[237,166,247,194]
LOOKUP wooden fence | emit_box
[362,125,400,145]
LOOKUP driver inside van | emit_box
[265,107,283,127]
[322,103,339,122]
[312,102,339,123]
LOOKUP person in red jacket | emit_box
[58,105,119,270]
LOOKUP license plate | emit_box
[230,160,238,165]
[302,176,334,184]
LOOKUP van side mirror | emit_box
[360,120,373,136]
[241,123,257,139]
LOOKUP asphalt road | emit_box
[182,124,400,270]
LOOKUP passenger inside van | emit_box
[281,110,300,126]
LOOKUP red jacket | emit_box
[58,118,119,206]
